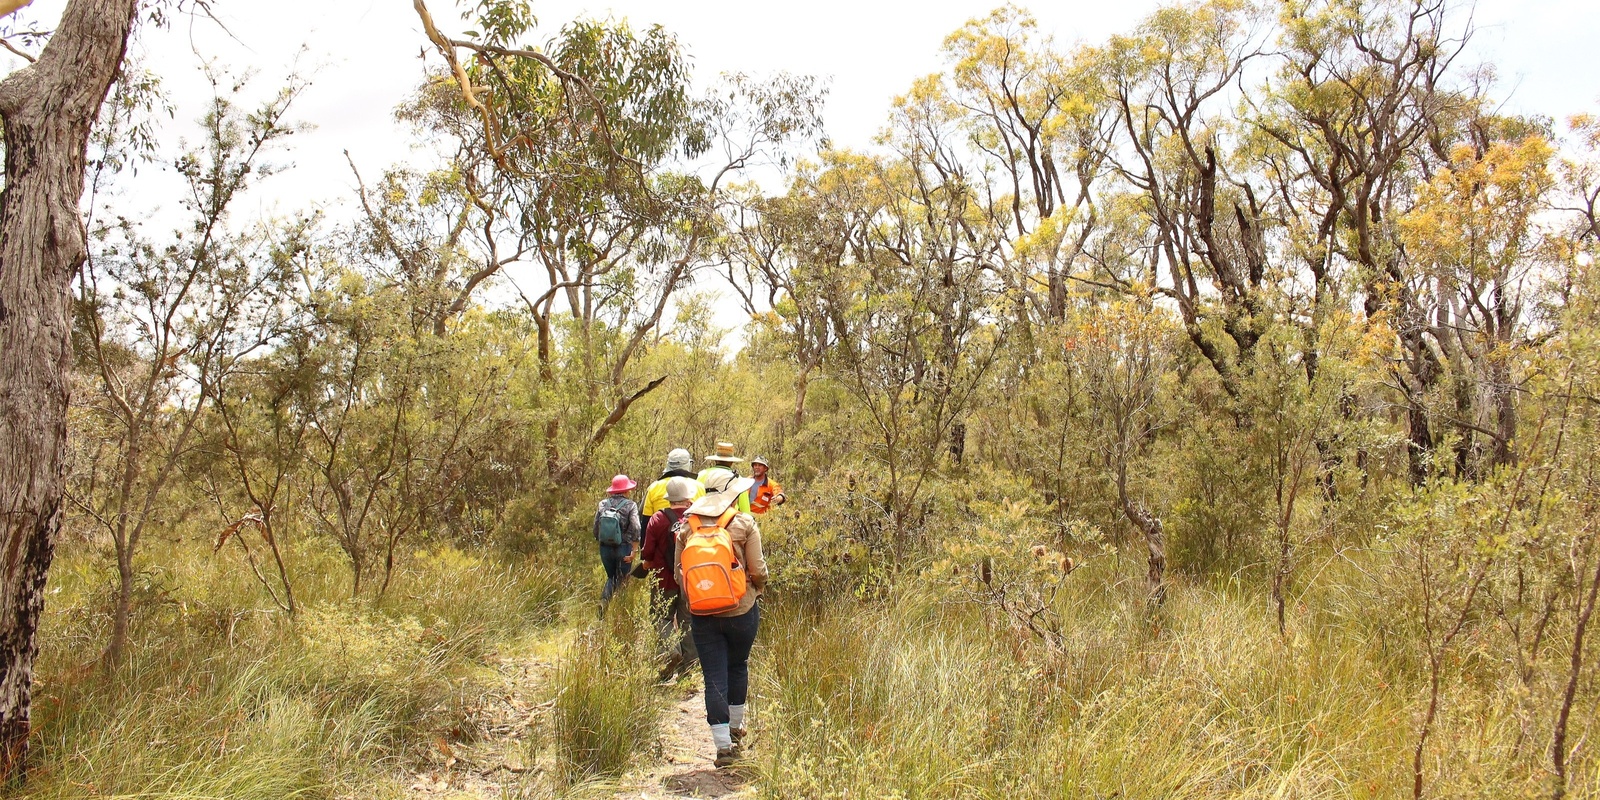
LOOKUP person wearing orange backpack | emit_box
[675,469,766,768]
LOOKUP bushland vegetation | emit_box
[3,0,1599,797]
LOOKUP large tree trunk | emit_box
[0,0,138,779]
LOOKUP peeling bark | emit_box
[0,0,138,778]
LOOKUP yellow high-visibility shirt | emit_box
[643,475,705,519]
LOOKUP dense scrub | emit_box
[5,0,1600,797]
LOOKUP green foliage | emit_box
[548,586,661,784]
[32,1,1600,797]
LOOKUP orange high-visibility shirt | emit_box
[749,477,783,514]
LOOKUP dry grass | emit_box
[745,555,1596,799]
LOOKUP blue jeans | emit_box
[690,601,759,726]
[599,543,631,601]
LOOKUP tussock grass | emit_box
[19,528,1595,798]
[749,557,1595,799]
[21,539,572,799]
[548,583,661,784]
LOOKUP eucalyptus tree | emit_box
[0,0,138,776]
[939,6,1114,325]
[879,74,1012,467]
[762,137,1004,540]
[1096,0,1274,403]
[1254,0,1481,482]
[1399,118,1553,475]
[1076,295,1178,602]
[293,267,521,599]
[719,171,855,436]
[410,0,823,485]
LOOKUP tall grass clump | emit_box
[548,583,661,784]
[747,557,1489,799]
[22,538,574,799]
[752,582,1053,799]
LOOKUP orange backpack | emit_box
[679,508,745,615]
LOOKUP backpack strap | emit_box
[716,507,741,569]
[660,508,684,573]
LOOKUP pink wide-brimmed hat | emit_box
[607,474,637,493]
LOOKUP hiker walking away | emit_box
[594,474,641,606]
[697,441,751,514]
[641,447,704,532]
[639,476,699,678]
[747,456,786,514]
[676,470,766,767]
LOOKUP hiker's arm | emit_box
[673,529,686,589]
[740,516,767,589]
[624,505,642,560]
[640,516,664,568]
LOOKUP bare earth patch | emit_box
[400,648,754,799]
[615,679,753,799]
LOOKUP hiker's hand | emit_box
[774,493,786,506]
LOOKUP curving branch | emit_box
[411,0,642,174]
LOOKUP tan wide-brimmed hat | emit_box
[687,471,755,517]
[704,441,744,464]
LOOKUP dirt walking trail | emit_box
[618,679,752,799]
[401,648,754,799]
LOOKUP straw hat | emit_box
[704,441,744,464]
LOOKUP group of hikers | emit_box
[590,442,786,768]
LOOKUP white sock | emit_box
[711,723,732,750]
[729,704,746,729]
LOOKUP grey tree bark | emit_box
[0,0,138,778]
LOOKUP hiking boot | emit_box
[714,746,739,768]
[656,654,685,683]
[730,726,747,745]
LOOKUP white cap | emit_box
[665,477,698,503]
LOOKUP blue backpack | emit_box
[597,502,626,546]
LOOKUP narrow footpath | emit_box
[611,675,752,799]
[400,646,753,799]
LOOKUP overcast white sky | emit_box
[6,0,1596,222]
[3,0,1597,338]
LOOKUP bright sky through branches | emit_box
[5,0,1596,222]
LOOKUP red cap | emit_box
[607,474,637,493]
